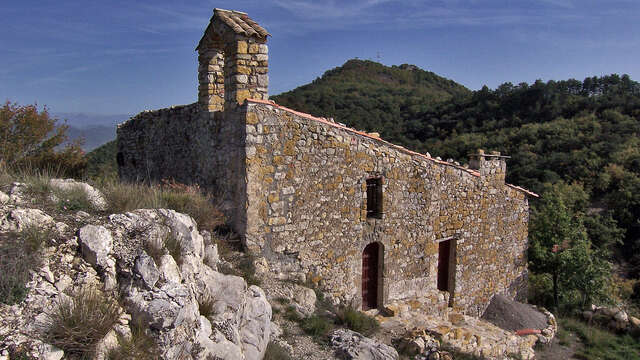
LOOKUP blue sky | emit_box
[1,0,639,116]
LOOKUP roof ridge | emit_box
[246,99,490,179]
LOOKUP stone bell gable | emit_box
[196,9,269,112]
[117,8,538,317]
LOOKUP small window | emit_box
[366,177,383,219]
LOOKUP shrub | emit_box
[263,341,292,360]
[42,287,121,358]
[0,101,86,177]
[237,255,261,286]
[336,306,379,336]
[106,319,158,360]
[301,315,333,338]
[0,225,52,304]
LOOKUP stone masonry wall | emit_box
[117,106,248,233]
[243,100,529,315]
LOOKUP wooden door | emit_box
[362,243,379,310]
[437,240,450,292]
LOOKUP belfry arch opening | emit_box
[362,242,384,310]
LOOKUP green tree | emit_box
[529,184,611,311]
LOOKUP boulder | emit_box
[3,208,54,231]
[330,328,399,360]
[239,286,272,360]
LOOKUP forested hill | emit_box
[272,62,640,276]
[271,59,470,146]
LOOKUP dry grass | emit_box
[264,341,292,360]
[52,186,94,212]
[100,179,225,232]
[42,287,121,359]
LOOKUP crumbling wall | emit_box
[243,101,529,315]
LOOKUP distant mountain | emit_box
[54,113,131,151]
[271,59,471,148]
[54,113,130,129]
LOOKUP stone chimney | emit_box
[469,149,507,184]
[196,9,269,112]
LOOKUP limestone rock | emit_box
[239,285,272,360]
[49,178,107,211]
[3,208,54,231]
[330,328,398,360]
[78,225,113,269]
[135,253,160,288]
[204,243,219,269]
[0,191,9,204]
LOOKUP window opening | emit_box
[366,177,383,219]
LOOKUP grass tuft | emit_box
[335,306,380,336]
[301,315,333,338]
[164,232,183,266]
[52,186,94,212]
[106,319,159,360]
[42,287,121,359]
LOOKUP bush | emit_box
[0,101,86,177]
[42,287,121,358]
[301,315,333,338]
[263,341,292,360]
[0,225,52,304]
[336,306,379,336]
[106,319,158,360]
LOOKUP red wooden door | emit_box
[438,240,450,292]
[362,243,379,310]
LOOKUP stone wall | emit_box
[243,100,530,315]
[116,105,248,233]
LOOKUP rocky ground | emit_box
[0,177,561,360]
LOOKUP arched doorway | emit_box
[362,242,382,310]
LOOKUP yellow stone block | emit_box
[283,140,296,156]
[267,193,279,203]
[237,41,248,54]
[236,65,251,75]
[248,43,260,53]
[246,112,259,125]
[236,89,251,103]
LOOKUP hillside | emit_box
[272,59,470,147]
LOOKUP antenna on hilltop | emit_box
[376,51,381,62]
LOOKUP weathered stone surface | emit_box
[135,253,160,288]
[78,225,113,269]
[2,208,54,231]
[330,328,398,360]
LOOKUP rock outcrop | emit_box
[0,180,272,360]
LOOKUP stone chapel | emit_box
[117,8,538,316]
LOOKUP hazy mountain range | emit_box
[54,113,131,151]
